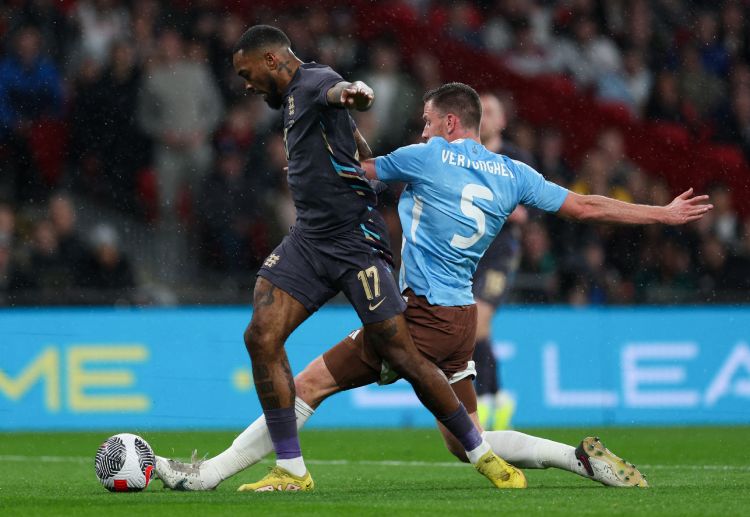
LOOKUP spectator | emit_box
[137,28,223,221]
[696,234,750,302]
[596,127,636,185]
[97,39,151,212]
[560,239,614,306]
[479,92,533,163]
[129,0,160,64]
[209,14,249,102]
[694,10,729,78]
[706,183,739,247]
[26,219,74,293]
[72,0,130,67]
[362,38,417,154]
[9,0,73,66]
[68,57,106,197]
[0,202,15,244]
[0,235,32,305]
[518,220,558,302]
[678,43,724,120]
[645,70,696,126]
[79,223,136,299]
[622,47,653,117]
[503,18,555,77]
[535,127,572,185]
[720,1,749,64]
[48,193,88,275]
[197,148,263,273]
[443,1,483,48]
[553,15,623,89]
[570,151,628,200]
[713,85,750,159]
[635,236,696,303]
[0,26,62,202]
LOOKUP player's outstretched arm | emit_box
[327,81,374,110]
[557,188,713,225]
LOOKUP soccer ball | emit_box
[95,433,155,492]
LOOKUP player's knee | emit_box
[378,345,409,369]
[243,321,278,361]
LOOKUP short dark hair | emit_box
[233,25,291,55]
[423,82,482,131]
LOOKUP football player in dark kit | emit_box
[163,25,523,491]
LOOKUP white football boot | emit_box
[155,451,212,491]
[574,436,649,487]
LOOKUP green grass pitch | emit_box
[1,427,748,516]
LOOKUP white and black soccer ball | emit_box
[95,433,155,492]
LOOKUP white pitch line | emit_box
[0,455,749,472]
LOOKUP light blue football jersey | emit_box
[375,136,569,306]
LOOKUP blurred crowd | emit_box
[0,0,748,306]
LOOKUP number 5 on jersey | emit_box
[451,184,494,249]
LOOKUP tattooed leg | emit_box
[244,277,309,410]
[243,277,311,472]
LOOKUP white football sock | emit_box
[277,456,306,477]
[465,439,492,465]
[201,397,315,488]
[482,430,588,476]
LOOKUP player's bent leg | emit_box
[291,356,342,409]
[243,276,313,487]
[157,333,379,491]
[156,375,327,492]
[237,354,376,493]
[480,430,648,487]
[437,378,481,463]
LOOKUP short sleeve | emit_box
[374,143,428,183]
[513,159,569,212]
[306,67,345,106]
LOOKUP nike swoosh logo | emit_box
[368,297,387,311]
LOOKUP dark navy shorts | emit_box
[472,229,521,308]
[258,223,406,325]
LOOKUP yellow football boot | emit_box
[237,466,314,492]
[475,450,527,489]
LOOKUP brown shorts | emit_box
[323,288,478,409]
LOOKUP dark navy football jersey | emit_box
[281,63,376,238]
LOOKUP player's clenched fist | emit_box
[341,81,374,110]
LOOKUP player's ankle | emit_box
[466,439,492,465]
[278,456,307,477]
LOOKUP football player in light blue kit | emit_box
[374,108,566,309]
[156,83,712,491]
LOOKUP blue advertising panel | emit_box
[1,306,748,430]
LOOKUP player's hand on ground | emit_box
[662,188,713,225]
[341,81,374,110]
